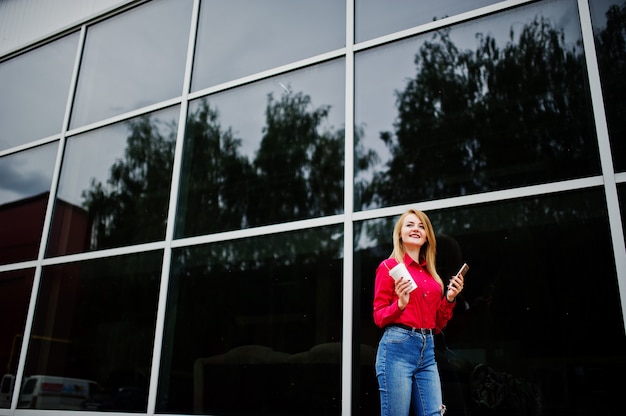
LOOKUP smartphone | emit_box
[456,263,469,278]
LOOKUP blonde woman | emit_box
[373,209,465,416]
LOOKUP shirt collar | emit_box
[403,253,426,268]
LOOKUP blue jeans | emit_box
[375,326,446,416]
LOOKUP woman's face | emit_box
[400,213,427,248]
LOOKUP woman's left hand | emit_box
[446,273,465,302]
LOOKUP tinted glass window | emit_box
[0,143,58,265]
[355,0,501,43]
[0,269,35,409]
[177,60,345,238]
[20,251,162,412]
[0,33,78,151]
[589,0,626,172]
[157,225,343,414]
[354,188,626,415]
[191,0,345,91]
[355,0,599,210]
[70,0,192,128]
[47,106,179,257]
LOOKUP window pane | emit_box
[0,269,35,409]
[355,0,501,43]
[589,0,626,172]
[354,188,626,415]
[19,251,162,412]
[0,33,78,151]
[47,106,179,257]
[70,0,192,128]
[355,0,599,210]
[177,60,344,238]
[0,143,58,265]
[157,225,343,414]
[191,0,345,91]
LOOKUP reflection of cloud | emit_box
[0,143,57,205]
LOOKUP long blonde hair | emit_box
[390,209,444,292]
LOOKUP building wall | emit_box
[1,0,625,415]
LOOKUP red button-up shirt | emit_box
[373,253,455,334]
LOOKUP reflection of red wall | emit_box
[47,199,90,256]
[0,193,90,263]
[0,193,49,264]
[0,269,34,375]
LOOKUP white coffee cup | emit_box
[388,263,418,292]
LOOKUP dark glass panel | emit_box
[354,188,625,415]
[177,61,344,238]
[70,0,192,128]
[19,251,162,412]
[47,106,179,257]
[355,0,500,43]
[355,0,600,210]
[0,269,35,408]
[157,225,343,415]
[0,33,78,151]
[191,0,345,91]
[0,143,58,265]
[589,0,626,172]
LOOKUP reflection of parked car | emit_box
[18,375,99,410]
[81,386,147,412]
[0,374,15,408]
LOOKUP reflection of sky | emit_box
[197,59,345,161]
[589,0,621,28]
[356,0,501,42]
[0,33,78,151]
[70,0,192,128]
[58,106,179,206]
[0,142,58,205]
[192,0,345,91]
[355,0,582,178]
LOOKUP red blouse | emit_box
[373,253,455,334]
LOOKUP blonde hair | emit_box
[390,209,444,292]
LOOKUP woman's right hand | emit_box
[395,277,412,310]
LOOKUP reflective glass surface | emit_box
[0,143,58,265]
[354,188,626,415]
[589,0,626,172]
[0,269,35,409]
[355,0,599,210]
[355,0,501,43]
[47,106,179,257]
[19,251,162,412]
[70,0,192,128]
[157,225,343,414]
[191,0,345,91]
[177,60,345,238]
[0,33,78,151]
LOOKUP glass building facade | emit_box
[1,0,625,415]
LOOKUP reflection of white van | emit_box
[0,374,15,408]
[18,375,99,410]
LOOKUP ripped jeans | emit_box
[375,326,446,416]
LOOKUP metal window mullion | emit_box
[578,0,626,332]
[146,0,201,414]
[8,23,88,414]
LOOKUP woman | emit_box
[373,209,465,416]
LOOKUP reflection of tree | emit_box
[176,100,255,236]
[82,114,177,249]
[250,91,344,225]
[595,2,626,170]
[363,17,595,208]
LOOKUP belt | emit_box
[388,324,434,335]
